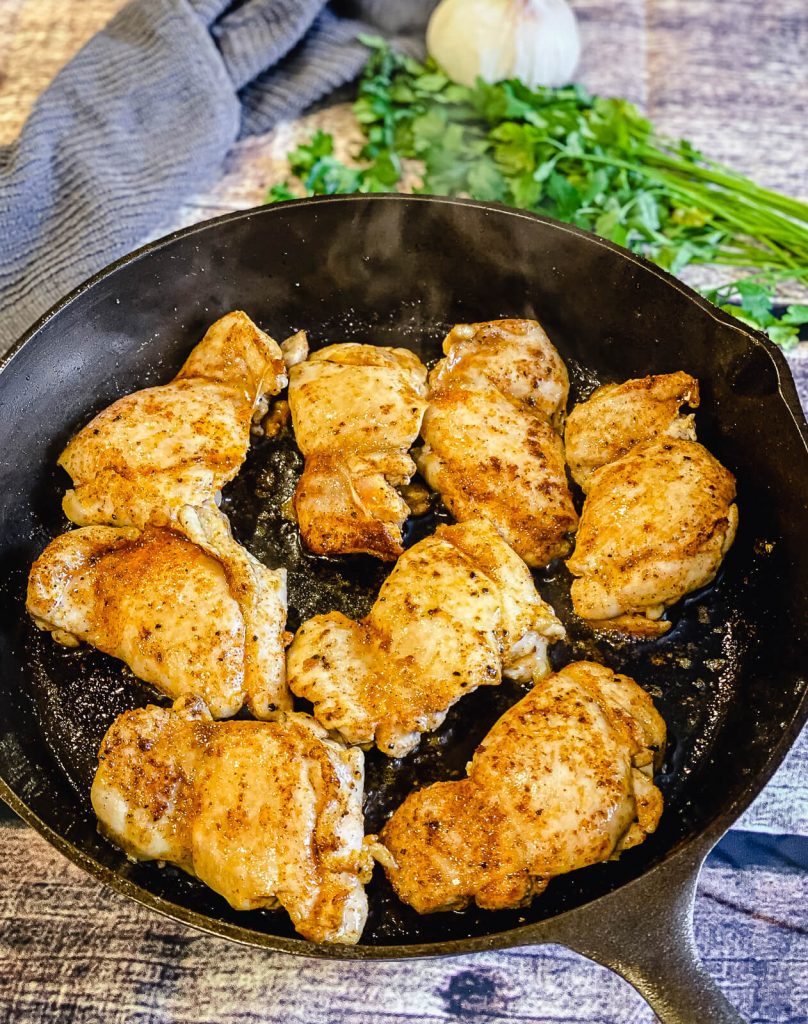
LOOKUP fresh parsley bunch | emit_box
[268,39,808,347]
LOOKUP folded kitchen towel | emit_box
[0,0,437,354]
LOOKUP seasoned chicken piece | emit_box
[91,696,372,944]
[379,661,665,914]
[27,506,289,719]
[417,318,576,567]
[59,311,287,528]
[565,372,700,490]
[288,343,428,560]
[429,318,569,429]
[287,519,564,758]
[417,385,578,566]
[567,437,738,635]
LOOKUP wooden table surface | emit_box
[1,3,807,1023]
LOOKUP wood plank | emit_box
[2,825,806,1024]
[0,0,127,144]
[645,0,807,195]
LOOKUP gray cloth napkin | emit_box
[0,0,436,353]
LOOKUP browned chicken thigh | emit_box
[417,386,578,566]
[287,519,564,757]
[91,696,372,944]
[417,319,577,567]
[27,506,289,719]
[379,661,665,914]
[567,437,738,635]
[288,343,428,560]
[427,318,570,428]
[59,311,287,528]
[565,372,700,490]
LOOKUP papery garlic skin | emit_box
[427,0,581,89]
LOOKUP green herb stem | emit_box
[265,40,808,347]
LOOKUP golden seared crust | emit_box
[418,318,575,568]
[292,451,413,561]
[287,519,564,758]
[565,372,700,491]
[91,698,372,945]
[416,385,578,567]
[430,319,569,429]
[305,342,425,376]
[380,779,542,914]
[379,661,666,915]
[589,614,673,639]
[288,343,428,560]
[59,311,287,529]
[567,437,738,628]
[26,508,289,719]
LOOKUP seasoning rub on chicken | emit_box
[92,696,373,944]
[288,343,428,560]
[427,318,570,429]
[565,371,700,491]
[287,519,564,758]
[567,437,738,636]
[59,311,288,529]
[563,370,735,636]
[27,506,289,719]
[416,319,578,567]
[379,661,665,914]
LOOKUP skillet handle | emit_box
[549,845,746,1024]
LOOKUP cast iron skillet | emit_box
[1,195,807,1024]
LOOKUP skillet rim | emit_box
[1,192,806,959]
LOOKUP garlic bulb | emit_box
[427,0,581,89]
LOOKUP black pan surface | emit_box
[1,195,806,963]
